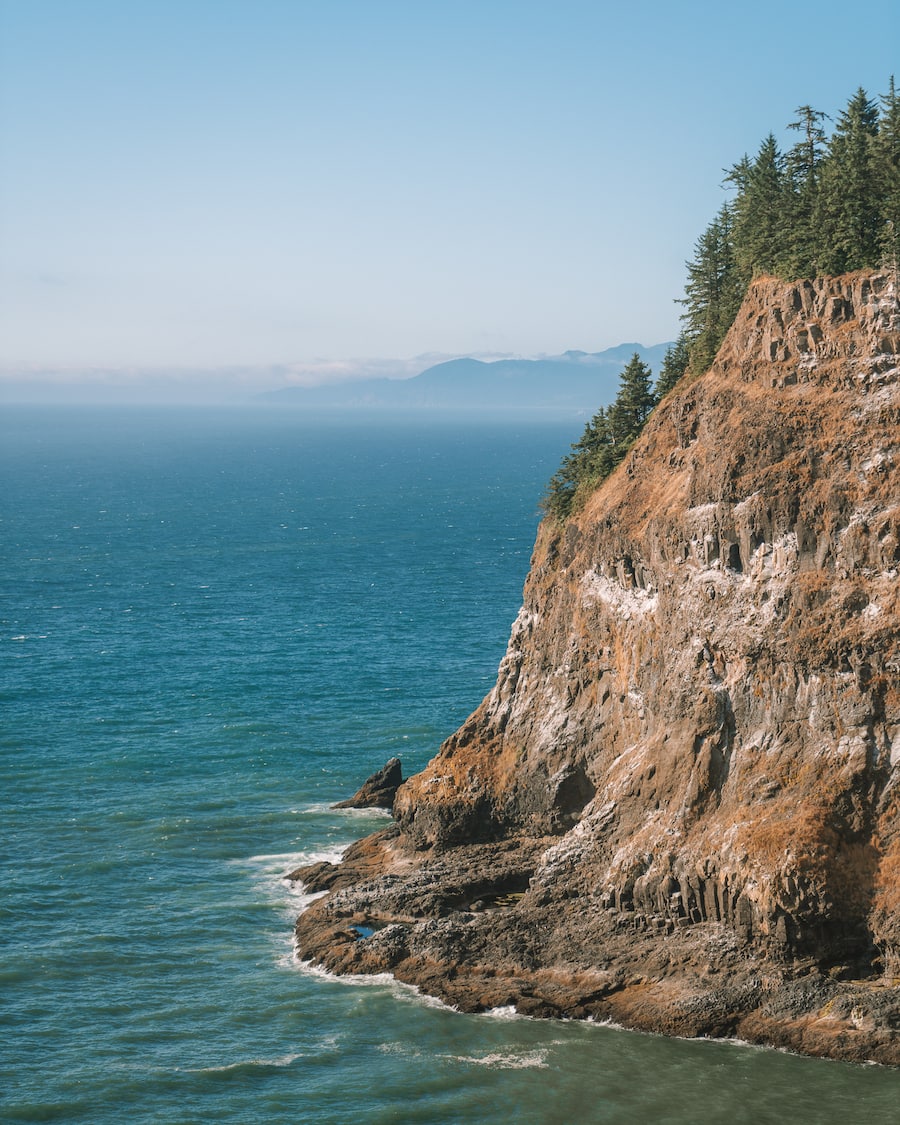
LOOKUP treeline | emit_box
[543,79,900,522]
[682,81,900,375]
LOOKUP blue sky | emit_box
[1,0,898,391]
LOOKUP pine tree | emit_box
[542,406,615,520]
[781,105,828,276]
[816,87,881,272]
[541,357,657,520]
[729,134,785,278]
[607,353,656,446]
[654,333,691,397]
[874,76,900,272]
[681,204,744,374]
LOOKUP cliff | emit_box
[294,271,900,1064]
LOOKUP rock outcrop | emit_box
[293,271,900,1064]
[333,757,403,810]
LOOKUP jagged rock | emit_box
[295,271,900,1065]
[333,757,402,809]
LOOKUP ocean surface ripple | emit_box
[2,406,898,1124]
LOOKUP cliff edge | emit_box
[294,271,900,1064]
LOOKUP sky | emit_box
[1,0,898,398]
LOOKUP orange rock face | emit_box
[296,272,900,1063]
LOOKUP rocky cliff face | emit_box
[294,271,900,1064]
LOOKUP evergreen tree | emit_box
[541,357,657,520]
[607,353,656,446]
[729,134,785,278]
[543,76,899,526]
[781,105,828,276]
[816,87,881,272]
[788,105,829,183]
[874,77,900,271]
[681,204,743,374]
[542,406,614,520]
[654,333,691,397]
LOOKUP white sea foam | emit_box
[376,1041,423,1057]
[236,846,350,925]
[239,848,345,866]
[440,1050,549,1069]
[297,801,392,819]
[291,951,457,1012]
[585,1015,631,1032]
[179,1052,304,1073]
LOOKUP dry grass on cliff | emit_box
[873,791,900,926]
[734,748,882,913]
[740,798,881,923]
[741,800,834,870]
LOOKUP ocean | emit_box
[2,405,898,1124]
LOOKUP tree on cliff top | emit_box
[544,77,899,525]
[874,77,900,270]
[728,134,785,279]
[781,104,829,277]
[816,87,881,274]
[542,353,656,521]
[680,204,744,376]
[676,79,897,382]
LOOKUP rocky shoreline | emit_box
[293,272,900,1065]
[293,825,900,1065]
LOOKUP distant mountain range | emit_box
[261,343,672,415]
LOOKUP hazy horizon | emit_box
[0,339,671,406]
[2,1,897,394]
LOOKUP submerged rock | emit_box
[294,271,900,1065]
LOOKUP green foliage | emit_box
[681,204,745,375]
[729,134,785,278]
[678,78,899,381]
[874,77,900,270]
[781,105,829,276]
[608,354,656,445]
[542,354,656,521]
[544,77,900,525]
[816,88,881,273]
[654,333,691,398]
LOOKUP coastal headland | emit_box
[294,271,900,1065]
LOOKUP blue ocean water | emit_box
[2,405,898,1124]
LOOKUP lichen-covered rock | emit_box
[295,271,900,1065]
